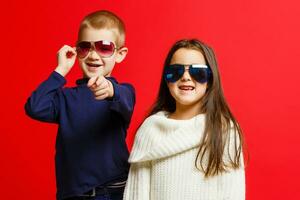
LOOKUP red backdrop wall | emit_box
[1,0,300,199]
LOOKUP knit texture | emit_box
[124,111,245,200]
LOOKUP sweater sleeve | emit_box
[218,155,245,200]
[108,79,135,124]
[123,161,151,200]
[24,71,65,123]
[220,127,246,200]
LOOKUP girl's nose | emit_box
[181,66,192,81]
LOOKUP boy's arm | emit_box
[25,71,66,123]
[108,79,135,124]
[123,162,151,200]
[25,45,76,123]
[87,76,135,123]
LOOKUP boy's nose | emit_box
[88,50,101,60]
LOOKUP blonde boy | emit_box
[25,10,135,200]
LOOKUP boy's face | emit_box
[77,28,127,78]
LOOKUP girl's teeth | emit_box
[179,86,194,90]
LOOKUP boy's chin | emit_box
[82,72,95,78]
[82,71,110,78]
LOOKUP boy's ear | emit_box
[115,47,128,63]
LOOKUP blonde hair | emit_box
[78,10,126,47]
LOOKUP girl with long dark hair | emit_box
[124,39,245,200]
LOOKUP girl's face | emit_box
[167,48,208,112]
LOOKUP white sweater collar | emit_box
[129,111,206,163]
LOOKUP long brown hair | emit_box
[148,39,244,177]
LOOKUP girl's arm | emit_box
[123,161,151,200]
[220,128,246,200]
[219,156,245,200]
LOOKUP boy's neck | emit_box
[82,74,111,79]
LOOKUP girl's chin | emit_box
[176,98,202,106]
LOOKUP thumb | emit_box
[95,75,105,87]
[87,76,98,88]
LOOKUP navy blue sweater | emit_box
[25,71,135,199]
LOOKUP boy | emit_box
[25,10,135,200]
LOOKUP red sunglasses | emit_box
[76,40,118,58]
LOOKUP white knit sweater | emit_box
[123,111,245,200]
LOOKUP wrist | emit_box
[55,66,68,77]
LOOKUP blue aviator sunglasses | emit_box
[164,64,212,83]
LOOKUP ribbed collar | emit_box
[76,78,89,85]
[75,76,117,85]
[129,111,206,163]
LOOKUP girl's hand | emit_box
[87,75,114,100]
[55,45,77,77]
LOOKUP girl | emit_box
[123,39,245,200]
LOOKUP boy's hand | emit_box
[87,75,114,100]
[55,45,77,77]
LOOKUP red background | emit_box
[1,0,300,199]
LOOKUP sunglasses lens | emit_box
[76,42,91,58]
[164,65,185,82]
[95,41,115,57]
[189,67,210,83]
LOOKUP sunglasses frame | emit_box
[76,40,119,59]
[164,64,212,83]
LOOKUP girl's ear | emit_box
[115,47,128,63]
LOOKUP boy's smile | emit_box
[86,62,103,72]
[86,63,102,68]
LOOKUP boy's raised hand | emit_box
[87,75,114,100]
[55,45,77,77]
